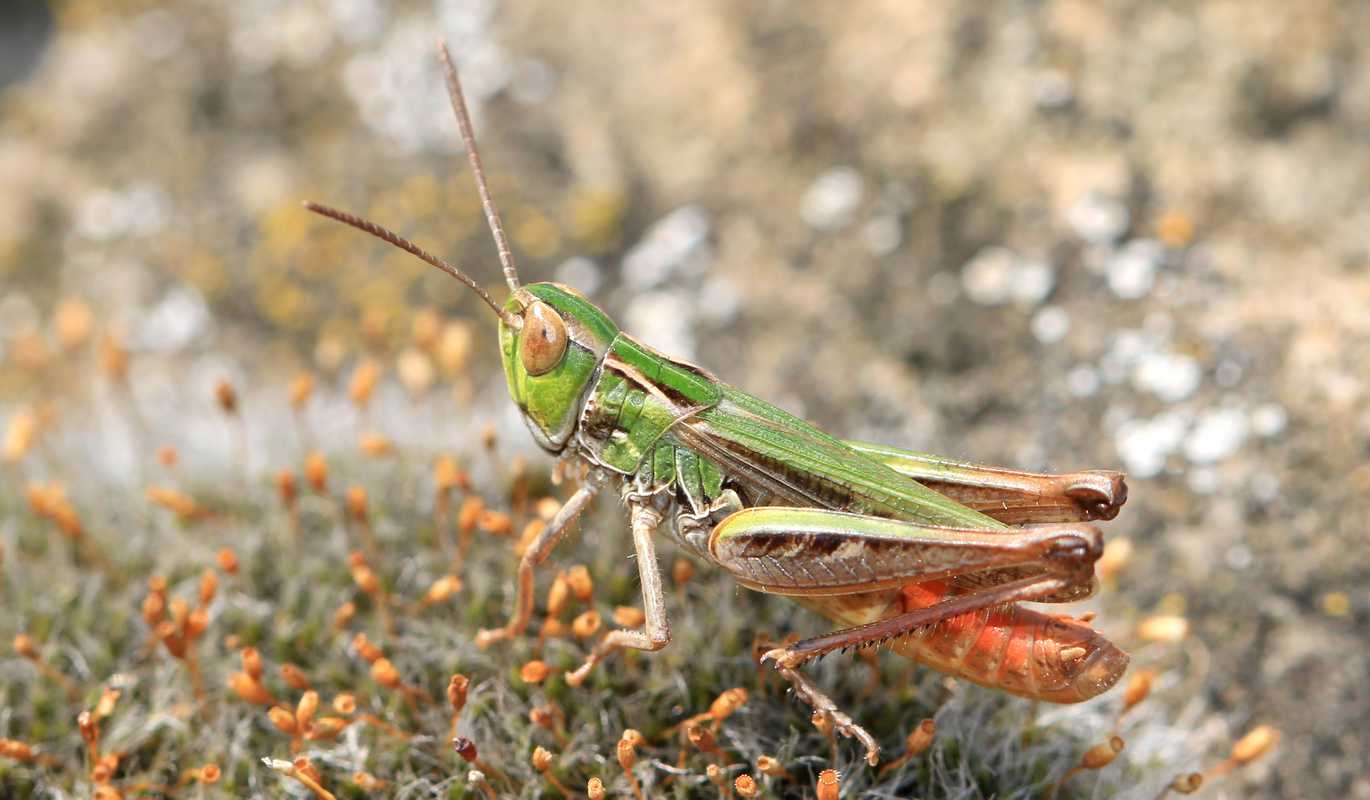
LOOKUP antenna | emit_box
[438,40,521,293]
[302,201,520,329]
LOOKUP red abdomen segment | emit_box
[887,581,1128,703]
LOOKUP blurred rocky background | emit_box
[1,1,1365,797]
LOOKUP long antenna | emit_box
[437,40,521,293]
[302,201,520,328]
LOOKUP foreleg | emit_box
[475,482,600,648]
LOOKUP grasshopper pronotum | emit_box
[306,43,1130,765]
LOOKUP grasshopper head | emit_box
[306,45,621,452]
[499,282,617,451]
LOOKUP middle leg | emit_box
[565,502,671,686]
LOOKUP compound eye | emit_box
[520,301,568,376]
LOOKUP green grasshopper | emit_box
[306,44,1129,765]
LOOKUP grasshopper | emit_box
[306,43,1129,765]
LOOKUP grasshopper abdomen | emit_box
[891,580,1128,702]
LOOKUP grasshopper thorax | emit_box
[499,282,618,452]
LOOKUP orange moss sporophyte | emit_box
[477,508,512,535]
[99,333,129,382]
[347,550,391,629]
[1118,668,1155,727]
[706,763,729,795]
[345,487,369,523]
[192,763,221,785]
[455,495,484,558]
[369,657,430,705]
[332,601,357,631]
[534,495,561,520]
[687,723,726,762]
[276,469,299,506]
[520,659,550,684]
[346,490,382,560]
[617,730,646,800]
[447,673,470,738]
[672,557,695,593]
[351,632,383,664]
[370,657,401,689]
[397,347,436,395]
[54,297,93,350]
[229,647,276,706]
[434,454,467,491]
[1095,537,1132,583]
[1231,725,1280,764]
[13,633,79,698]
[155,445,179,469]
[214,378,238,415]
[417,574,463,609]
[1056,735,1125,792]
[755,754,793,782]
[281,663,311,691]
[515,518,546,556]
[587,776,606,799]
[0,738,39,763]
[613,605,646,628]
[348,358,381,410]
[358,431,394,457]
[479,422,498,452]
[1138,614,1190,643]
[198,568,218,606]
[531,745,575,798]
[1165,772,1205,795]
[289,371,316,410]
[9,330,49,373]
[671,686,749,737]
[146,484,202,521]
[263,756,336,800]
[812,708,837,755]
[546,572,571,617]
[76,708,98,750]
[529,704,568,746]
[217,547,239,575]
[25,482,83,540]
[1203,724,1280,783]
[4,409,38,463]
[816,768,841,800]
[304,450,328,492]
[572,610,602,639]
[878,718,936,776]
[564,564,594,602]
[467,770,497,799]
[433,454,467,554]
[411,307,442,351]
[437,319,473,375]
[453,736,512,788]
[350,771,387,791]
